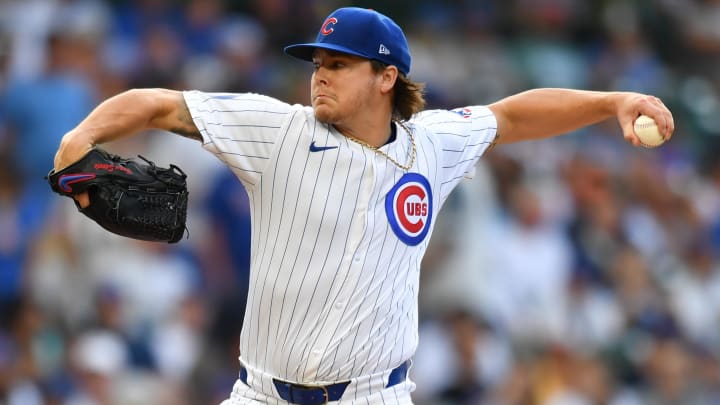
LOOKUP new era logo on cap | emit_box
[283,7,411,75]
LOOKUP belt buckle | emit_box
[288,383,329,405]
[319,385,329,405]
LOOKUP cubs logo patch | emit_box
[385,173,433,246]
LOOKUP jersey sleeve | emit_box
[414,106,498,186]
[183,90,294,186]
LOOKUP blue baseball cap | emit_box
[284,7,411,76]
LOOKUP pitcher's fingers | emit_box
[649,97,674,138]
[74,192,90,209]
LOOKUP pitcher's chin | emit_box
[313,105,336,124]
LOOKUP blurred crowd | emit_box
[1,0,720,404]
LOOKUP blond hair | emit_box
[371,61,426,121]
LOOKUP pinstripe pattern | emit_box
[183,91,496,403]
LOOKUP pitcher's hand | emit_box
[53,133,94,208]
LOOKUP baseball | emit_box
[633,115,666,147]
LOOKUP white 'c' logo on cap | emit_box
[321,17,338,35]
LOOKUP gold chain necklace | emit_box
[343,120,416,171]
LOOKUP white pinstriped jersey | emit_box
[183,91,497,388]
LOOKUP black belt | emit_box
[239,361,409,405]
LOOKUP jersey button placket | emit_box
[348,153,373,267]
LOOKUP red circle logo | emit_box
[395,184,427,234]
[386,173,433,245]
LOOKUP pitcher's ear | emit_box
[380,65,399,94]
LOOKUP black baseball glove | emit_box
[47,147,188,243]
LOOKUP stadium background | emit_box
[1,0,720,404]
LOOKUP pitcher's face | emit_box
[311,50,380,125]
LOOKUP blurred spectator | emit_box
[202,166,252,297]
[129,24,185,89]
[105,0,184,78]
[248,0,317,48]
[483,184,573,345]
[664,239,720,349]
[607,246,671,333]
[676,0,720,82]
[592,0,672,95]
[508,0,591,89]
[526,345,613,405]
[1,4,103,187]
[413,309,513,404]
[564,153,626,286]
[0,0,67,80]
[615,337,704,405]
[84,284,154,370]
[622,153,703,274]
[0,156,47,301]
[1,298,56,405]
[182,0,227,56]
[150,293,208,390]
[563,272,625,354]
[64,329,127,405]
[418,160,497,320]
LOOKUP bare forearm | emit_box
[54,88,199,170]
[489,89,625,144]
[66,89,179,144]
